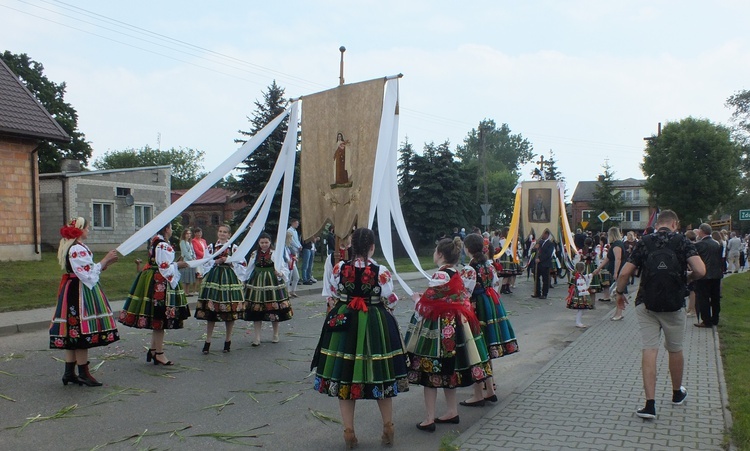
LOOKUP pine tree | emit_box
[233,81,299,233]
[544,150,563,181]
[591,161,625,229]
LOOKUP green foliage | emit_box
[719,273,750,450]
[590,161,625,229]
[233,81,299,233]
[399,140,472,245]
[92,145,206,189]
[642,117,742,226]
[1,51,92,173]
[455,119,535,226]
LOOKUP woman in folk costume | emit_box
[405,237,493,432]
[496,228,519,294]
[119,222,190,366]
[594,233,612,301]
[460,234,519,407]
[567,262,595,328]
[244,232,292,346]
[311,228,408,448]
[51,217,119,386]
[195,224,247,354]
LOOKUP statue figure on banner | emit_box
[333,132,352,187]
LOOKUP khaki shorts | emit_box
[636,303,685,352]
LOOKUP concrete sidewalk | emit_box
[456,298,732,450]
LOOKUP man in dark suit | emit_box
[532,229,554,299]
[574,228,587,251]
[693,223,724,327]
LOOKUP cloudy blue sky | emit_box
[2,0,748,196]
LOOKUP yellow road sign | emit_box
[581,221,589,229]
[598,211,610,222]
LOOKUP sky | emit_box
[2,0,749,199]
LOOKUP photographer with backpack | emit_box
[611,210,705,420]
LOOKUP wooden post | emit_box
[339,46,346,86]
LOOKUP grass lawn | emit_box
[719,273,750,450]
[0,251,436,312]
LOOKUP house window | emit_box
[182,214,190,226]
[135,205,153,229]
[623,210,641,222]
[620,190,640,202]
[211,214,220,226]
[582,210,595,221]
[92,202,113,228]
[116,187,131,197]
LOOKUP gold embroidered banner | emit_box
[300,78,385,241]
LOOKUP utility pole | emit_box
[479,124,492,231]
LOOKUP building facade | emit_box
[173,188,246,242]
[0,59,70,261]
[571,178,656,233]
[40,165,172,252]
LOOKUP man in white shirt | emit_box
[726,232,742,273]
[287,219,302,258]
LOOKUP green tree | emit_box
[93,145,206,189]
[233,81,299,233]
[1,51,92,173]
[642,117,742,227]
[544,150,563,181]
[590,161,625,230]
[456,119,535,226]
[399,141,471,246]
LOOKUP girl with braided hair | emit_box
[311,228,408,449]
[51,217,120,386]
[405,237,493,432]
[459,233,518,407]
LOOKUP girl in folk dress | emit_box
[244,233,292,346]
[567,262,595,328]
[311,228,408,448]
[405,237,493,432]
[51,217,119,386]
[119,222,191,366]
[582,237,600,302]
[178,228,198,296]
[195,224,247,354]
[460,234,519,406]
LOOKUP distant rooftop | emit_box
[0,58,69,142]
[171,187,242,205]
[571,178,646,202]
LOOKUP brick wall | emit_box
[0,137,41,261]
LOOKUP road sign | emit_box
[481,215,491,225]
[581,221,589,229]
[598,211,610,222]
[740,209,750,221]
[480,203,492,215]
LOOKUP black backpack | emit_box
[640,235,685,312]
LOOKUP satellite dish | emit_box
[124,194,135,206]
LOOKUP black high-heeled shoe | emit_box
[153,352,174,366]
[146,348,155,362]
[202,342,210,354]
[77,361,102,387]
[223,341,231,353]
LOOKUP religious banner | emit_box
[300,77,385,240]
[520,180,561,241]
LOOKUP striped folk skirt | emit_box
[119,268,190,330]
[312,300,409,400]
[195,265,245,322]
[50,274,119,349]
[244,266,293,322]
